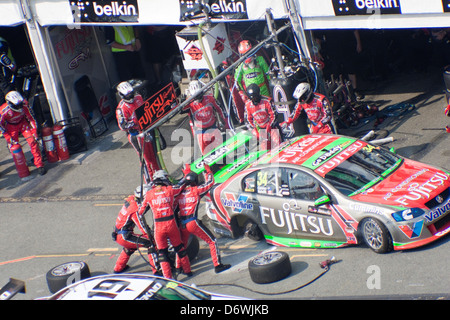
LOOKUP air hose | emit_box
[197,257,340,296]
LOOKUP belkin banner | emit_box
[70,0,139,23]
[179,0,248,21]
[331,0,401,16]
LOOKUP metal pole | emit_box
[265,9,286,78]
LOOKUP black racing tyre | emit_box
[186,234,200,261]
[46,261,91,294]
[244,221,264,241]
[248,251,291,284]
[360,218,393,254]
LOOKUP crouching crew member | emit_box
[112,185,159,274]
[176,164,231,274]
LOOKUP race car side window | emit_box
[286,169,324,201]
[243,171,257,193]
[256,168,280,196]
[242,168,284,196]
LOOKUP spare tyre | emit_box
[46,261,91,294]
[186,234,200,261]
[248,251,291,284]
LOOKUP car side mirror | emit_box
[314,195,331,206]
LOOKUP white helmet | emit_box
[134,184,151,199]
[188,80,203,99]
[5,91,24,112]
[117,81,135,103]
[293,82,312,102]
[152,170,170,185]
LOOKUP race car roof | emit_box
[255,134,368,177]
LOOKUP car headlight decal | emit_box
[391,208,425,222]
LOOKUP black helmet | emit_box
[246,83,261,104]
[185,172,198,186]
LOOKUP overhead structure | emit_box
[295,0,450,30]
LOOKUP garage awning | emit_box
[30,0,288,26]
[0,0,25,26]
[297,0,450,29]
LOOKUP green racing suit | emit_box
[234,55,271,97]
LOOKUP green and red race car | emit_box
[190,131,450,253]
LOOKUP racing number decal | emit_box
[257,171,268,187]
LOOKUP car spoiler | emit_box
[190,131,257,176]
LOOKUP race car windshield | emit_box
[323,145,401,196]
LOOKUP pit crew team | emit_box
[110,39,336,278]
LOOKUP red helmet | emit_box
[238,40,252,55]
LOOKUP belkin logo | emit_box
[179,0,248,21]
[71,0,139,22]
[210,0,247,14]
[332,0,401,16]
[93,1,137,16]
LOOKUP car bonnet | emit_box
[350,158,450,208]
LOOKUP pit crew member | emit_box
[116,81,160,182]
[112,185,159,274]
[137,170,191,279]
[175,164,231,274]
[0,91,46,175]
[283,82,335,134]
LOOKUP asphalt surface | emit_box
[1,67,450,302]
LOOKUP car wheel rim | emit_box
[252,252,283,266]
[51,262,84,276]
[364,220,383,249]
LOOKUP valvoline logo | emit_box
[222,192,253,213]
[399,220,424,239]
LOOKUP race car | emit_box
[190,131,450,253]
[38,273,244,300]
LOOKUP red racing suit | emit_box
[287,93,333,134]
[113,195,158,274]
[183,94,228,155]
[175,166,223,268]
[138,183,190,279]
[0,100,44,168]
[245,97,281,150]
[116,95,160,182]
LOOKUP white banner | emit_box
[296,0,450,29]
[30,0,288,26]
[0,0,25,26]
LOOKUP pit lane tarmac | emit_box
[0,194,129,203]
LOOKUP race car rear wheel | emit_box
[46,261,91,294]
[360,218,393,253]
[186,234,200,261]
[248,251,291,284]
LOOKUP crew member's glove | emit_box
[203,163,212,174]
[444,105,450,117]
[144,132,153,142]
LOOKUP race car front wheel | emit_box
[46,261,91,294]
[360,218,393,253]
[248,251,291,284]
